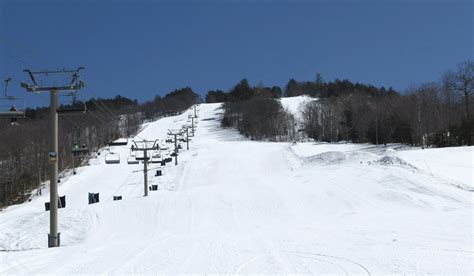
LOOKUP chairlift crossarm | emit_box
[23,84,84,92]
[21,67,85,92]
[131,139,159,151]
[27,67,84,75]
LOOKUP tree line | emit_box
[207,61,473,147]
[220,79,293,140]
[0,88,198,208]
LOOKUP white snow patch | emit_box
[280,95,313,121]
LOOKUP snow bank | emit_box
[291,142,368,158]
[372,156,418,170]
[290,143,472,190]
[395,146,474,190]
[305,151,373,165]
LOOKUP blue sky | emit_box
[1,0,473,107]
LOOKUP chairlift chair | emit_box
[72,144,89,157]
[134,151,150,161]
[151,151,162,163]
[127,155,139,164]
[0,78,26,120]
[0,109,25,118]
[152,151,161,158]
[56,92,87,115]
[151,157,162,164]
[109,138,128,146]
[163,151,172,162]
[105,152,120,164]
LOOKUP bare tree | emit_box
[443,61,474,144]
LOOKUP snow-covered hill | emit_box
[0,103,472,274]
[280,95,313,121]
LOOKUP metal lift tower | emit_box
[20,67,85,248]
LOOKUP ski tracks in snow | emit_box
[285,250,371,275]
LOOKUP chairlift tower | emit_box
[20,67,85,248]
[168,129,182,165]
[183,125,190,150]
[131,140,159,196]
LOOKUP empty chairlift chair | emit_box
[151,151,162,163]
[56,97,87,115]
[127,155,139,164]
[164,151,172,163]
[105,152,120,164]
[135,151,150,162]
[126,149,139,164]
[109,138,128,146]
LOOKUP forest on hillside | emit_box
[0,88,198,207]
[210,61,473,147]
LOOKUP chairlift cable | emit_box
[61,115,82,130]
[87,109,120,139]
[82,84,120,123]
[83,109,120,148]
[91,101,119,126]
[6,54,32,67]
[89,98,119,123]
[94,98,119,124]
[87,108,116,128]
[96,98,118,120]
[3,34,47,67]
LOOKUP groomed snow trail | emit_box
[1,103,472,274]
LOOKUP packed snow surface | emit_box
[0,103,472,274]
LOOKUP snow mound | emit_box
[372,156,418,169]
[305,151,370,165]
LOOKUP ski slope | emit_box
[280,95,313,122]
[0,103,472,274]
